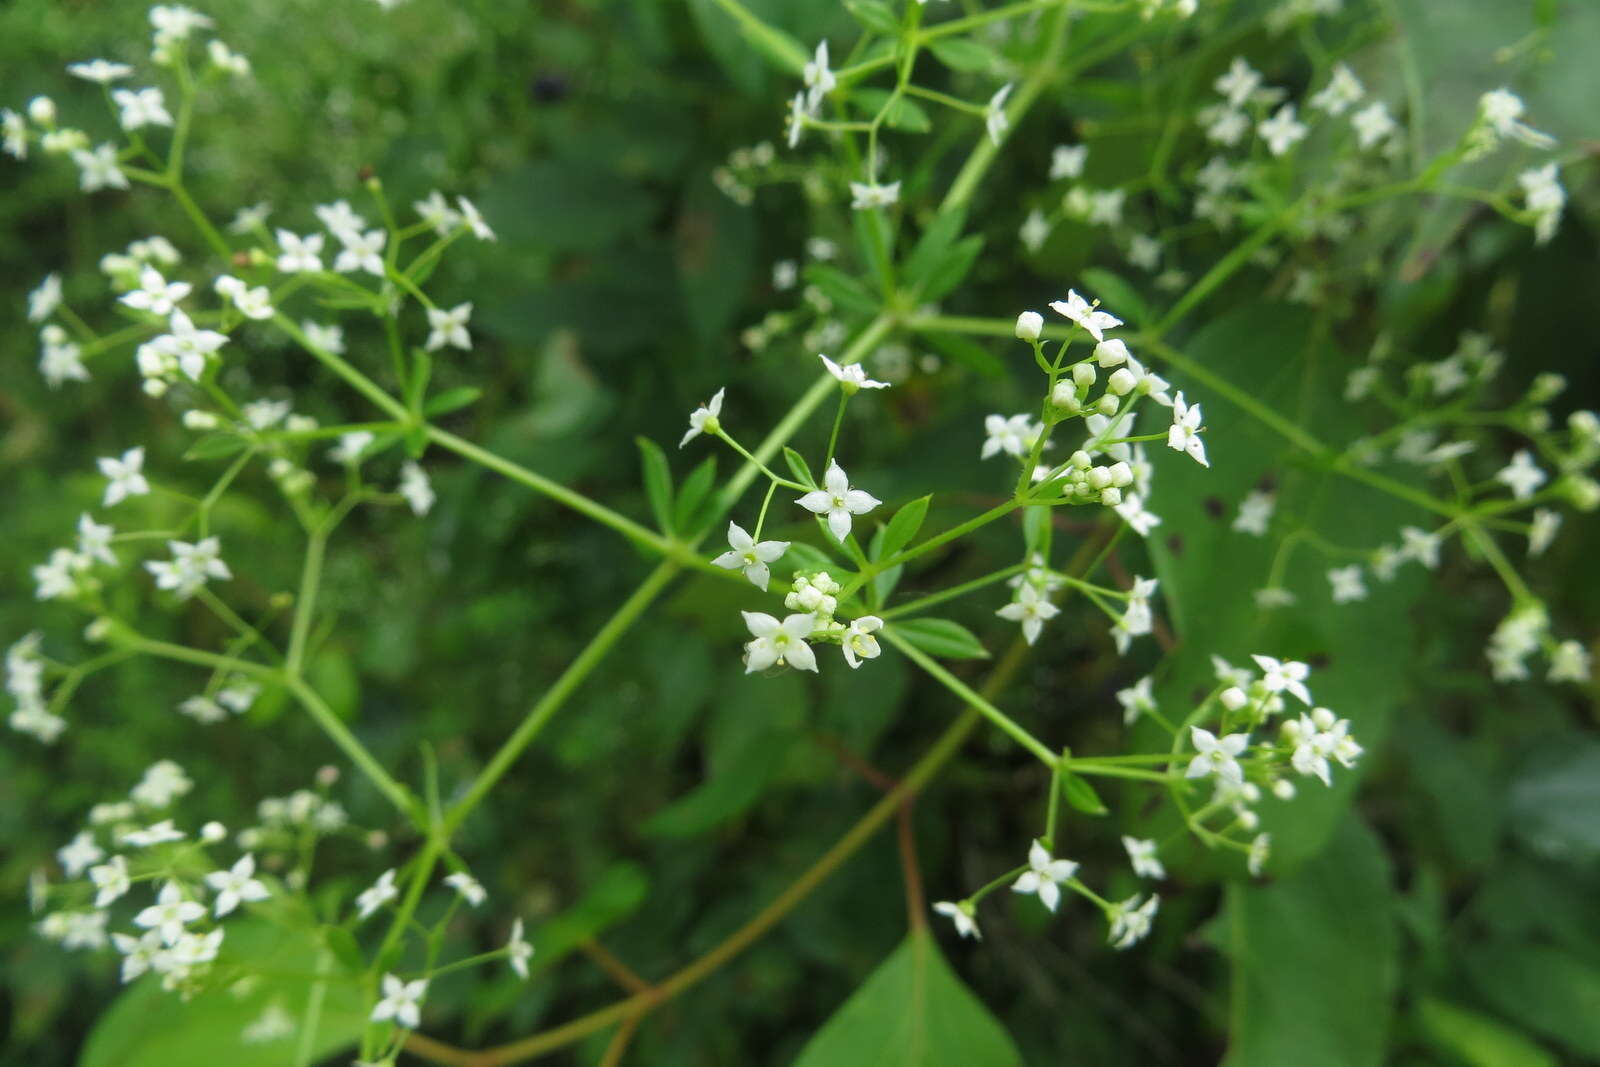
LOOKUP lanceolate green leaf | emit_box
[793,929,1022,1067]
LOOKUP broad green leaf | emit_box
[674,455,719,537]
[878,495,931,563]
[1224,816,1397,1067]
[423,385,483,418]
[928,38,993,73]
[843,0,901,37]
[792,929,1022,1067]
[1462,941,1600,1058]
[677,174,756,340]
[805,263,880,316]
[890,618,989,661]
[1414,997,1559,1067]
[635,436,675,535]
[1506,736,1600,861]
[1063,773,1108,816]
[784,446,817,488]
[80,921,365,1067]
[1145,304,1424,870]
[182,434,248,461]
[922,330,1006,380]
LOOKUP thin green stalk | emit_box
[884,629,1056,766]
[880,562,1027,620]
[442,560,681,835]
[283,674,416,818]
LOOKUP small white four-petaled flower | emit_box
[1185,726,1249,784]
[1166,392,1209,467]
[679,388,725,448]
[371,974,427,1029]
[818,353,889,392]
[712,522,789,592]
[204,854,270,917]
[796,461,881,542]
[742,612,818,673]
[932,900,981,940]
[1011,839,1079,913]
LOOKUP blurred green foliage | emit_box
[2,0,1598,1064]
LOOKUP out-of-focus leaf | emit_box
[843,0,901,37]
[636,436,675,535]
[1414,997,1559,1067]
[1062,773,1107,816]
[423,386,483,418]
[523,862,652,978]
[80,922,364,1067]
[928,38,993,73]
[1224,816,1397,1067]
[890,618,989,660]
[1506,737,1600,861]
[792,929,1023,1066]
[1462,941,1600,1058]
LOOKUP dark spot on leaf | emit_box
[1257,473,1278,493]
[530,74,570,104]
[1203,496,1224,519]
[1310,652,1331,670]
[1166,533,1185,557]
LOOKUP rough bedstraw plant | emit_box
[4,0,1595,1063]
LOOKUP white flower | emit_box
[1231,490,1274,536]
[112,87,173,130]
[981,413,1037,460]
[120,819,186,847]
[1015,311,1044,342]
[711,522,788,591]
[932,900,981,940]
[356,869,398,920]
[1351,101,1397,149]
[414,191,462,236]
[679,387,725,448]
[275,230,325,273]
[1048,290,1122,342]
[1185,726,1249,784]
[742,612,819,673]
[89,855,131,907]
[315,200,367,239]
[984,83,1013,145]
[1049,143,1087,180]
[841,616,884,669]
[1214,57,1261,106]
[1,109,26,160]
[1528,508,1561,557]
[330,432,375,465]
[1519,163,1566,245]
[785,92,807,149]
[302,321,345,354]
[1201,105,1250,146]
[1251,654,1312,705]
[204,854,270,917]
[444,872,486,907]
[424,302,473,352]
[1496,450,1546,500]
[58,831,105,878]
[1310,63,1364,115]
[144,537,232,599]
[1108,894,1159,949]
[371,974,427,1029]
[333,228,387,276]
[1548,640,1591,684]
[399,462,436,516]
[98,447,151,507]
[71,514,115,567]
[1116,676,1156,725]
[849,181,901,210]
[131,762,192,811]
[457,196,496,241]
[134,882,206,945]
[121,266,191,316]
[797,461,881,542]
[1011,839,1079,913]
[1399,525,1442,569]
[161,308,229,381]
[802,40,835,111]
[786,572,841,618]
[1327,565,1367,604]
[33,549,84,601]
[818,353,889,391]
[1166,392,1209,467]
[1259,104,1308,156]
[150,5,212,41]
[507,918,534,978]
[1123,836,1165,880]
[207,40,251,77]
[28,273,63,323]
[1114,493,1161,537]
[179,695,226,723]
[1088,189,1125,227]
[68,59,134,84]
[227,202,271,234]
[1288,708,1362,786]
[1127,234,1162,271]
[1478,88,1555,150]
[996,583,1060,646]
[1111,576,1159,655]
[112,930,164,982]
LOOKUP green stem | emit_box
[442,561,681,835]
